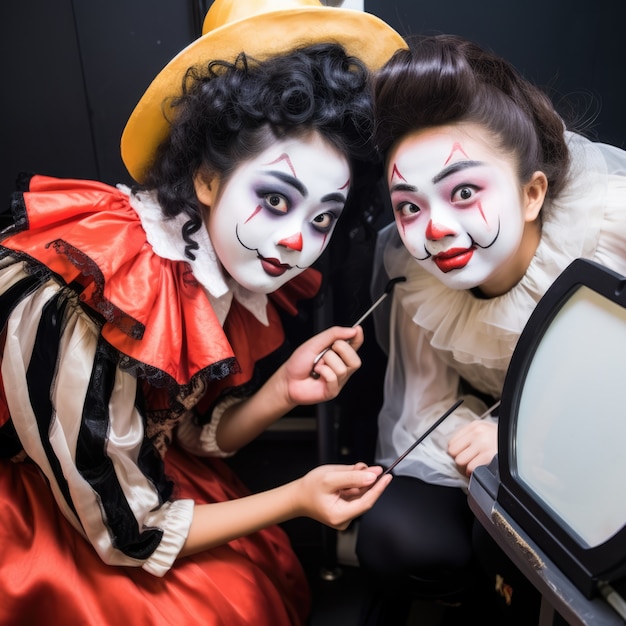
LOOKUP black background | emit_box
[3,0,625,204]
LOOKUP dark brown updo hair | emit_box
[374,34,569,201]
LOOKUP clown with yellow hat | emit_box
[122,0,405,182]
[0,2,404,624]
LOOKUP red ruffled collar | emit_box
[2,175,321,396]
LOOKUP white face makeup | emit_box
[388,124,529,291]
[206,133,350,293]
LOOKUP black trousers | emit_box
[355,475,541,625]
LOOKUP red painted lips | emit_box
[260,256,291,277]
[433,247,474,273]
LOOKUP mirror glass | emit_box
[516,286,626,547]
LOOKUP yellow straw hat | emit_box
[120,0,406,182]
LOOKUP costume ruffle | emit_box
[1,175,321,396]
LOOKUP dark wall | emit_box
[3,0,624,206]
[1,0,198,203]
[366,0,626,148]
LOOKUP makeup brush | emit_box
[309,276,406,379]
[479,400,501,419]
[380,398,464,477]
[380,398,501,477]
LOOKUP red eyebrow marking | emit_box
[264,153,297,178]
[390,163,406,182]
[245,205,262,224]
[320,233,329,250]
[339,179,350,190]
[444,143,470,165]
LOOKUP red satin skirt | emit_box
[0,446,310,626]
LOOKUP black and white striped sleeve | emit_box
[1,262,193,576]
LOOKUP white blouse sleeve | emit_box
[372,227,492,489]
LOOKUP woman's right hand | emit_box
[448,419,498,477]
[292,463,392,530]
[182,462,392,558]
[282,325,365,406]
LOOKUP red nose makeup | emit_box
[426,220,455,240]
[278,232,303,251]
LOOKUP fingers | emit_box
[312,326,364,360]
[360,472,392,500]
[447,421,476,456]
[310,327,363,380]
[311,326,363,354]
[447,435,469,458]
[322,463,383,491]
[448,420,496,456]
[340,472,392,500]
[465,452,495,476]
[347,324,365,351]
[327,469,392,528]
[302,463,392,530]
[448,422,497,477]
[329,473,392,528]
[317,343,362,376]
[453,443,496,476]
